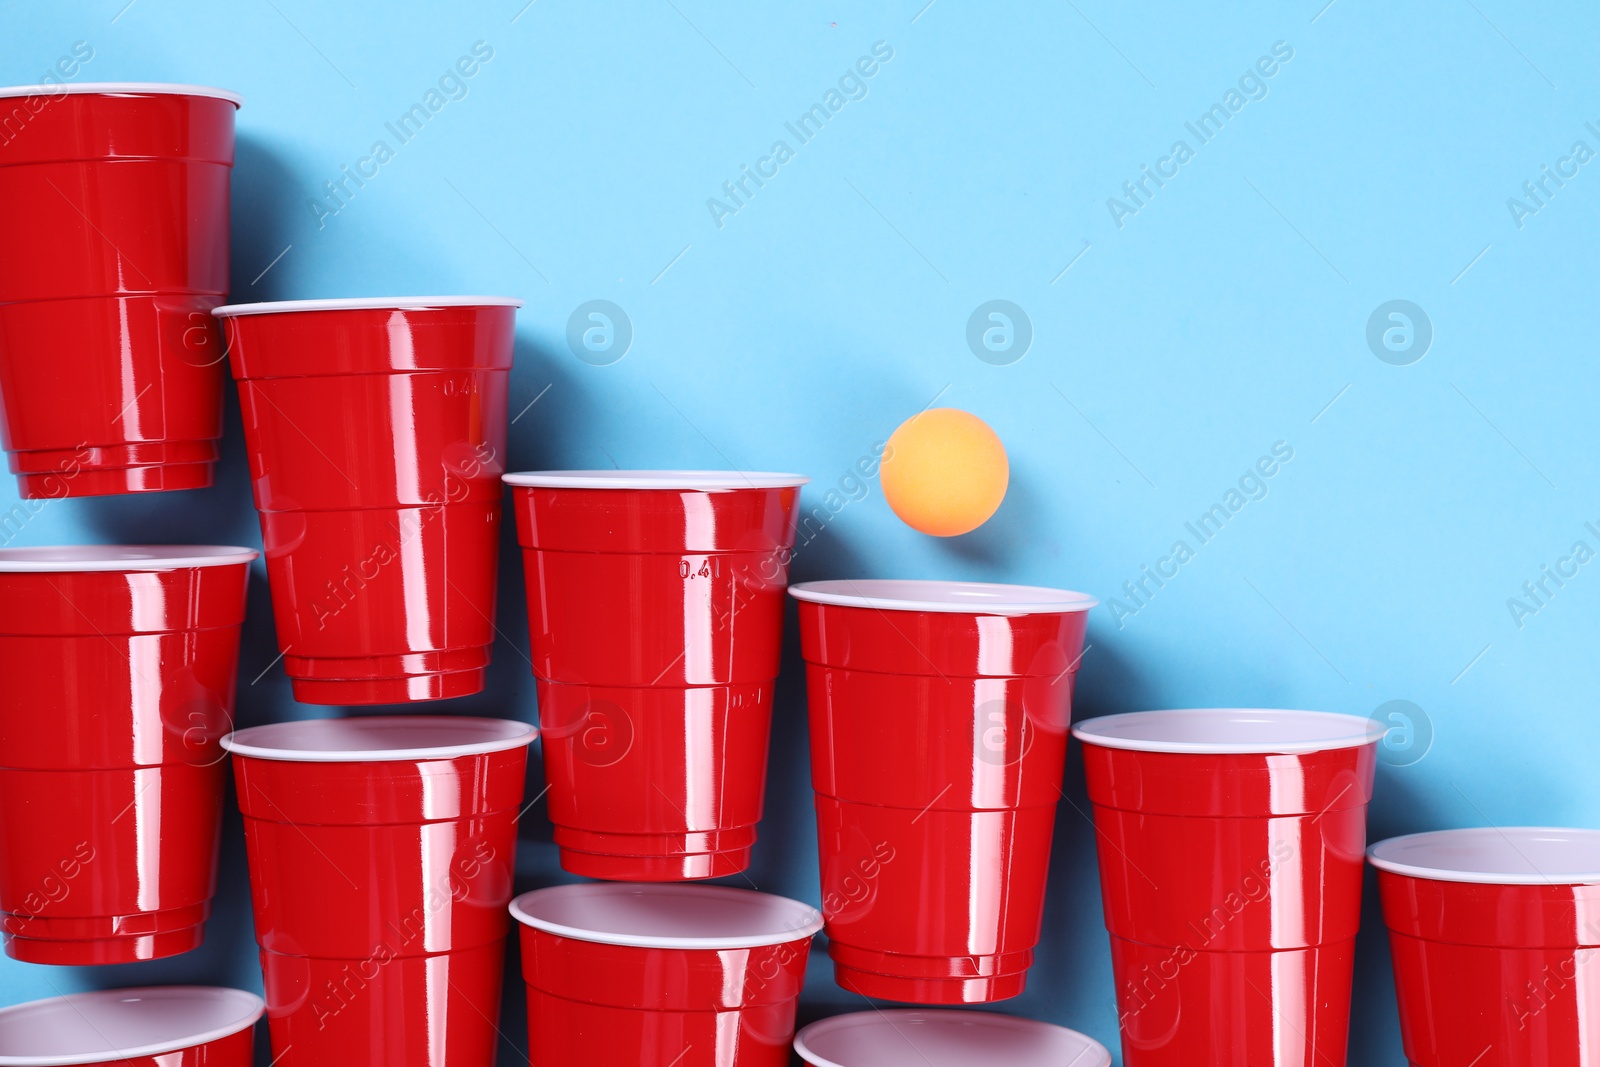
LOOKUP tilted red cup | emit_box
[215,296,517,704]
[506,471,807,880]
[0,986,263,1067]
[223,715,537,1067]
[1370,827,1600,1067]
[0,545,256,964]
[1073,709,1385,1067]
[510,882,822,1066]
[0,83,241,497]
[794,1009,1111,1067]
[790,579,1097,1004]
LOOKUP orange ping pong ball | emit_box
[881,408,1009,537]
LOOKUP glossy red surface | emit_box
[518,924,812,1066]
[222,304,513,704]
[1109,935,1355,1066]
[510,484,800,879]
[1081,742,1377,1066]
[796,601,1090,1003]
[0,563,249,964]
[232,747,529,1067]
[0,90,236,497]
[260,943,504,1066]
[1377,872,1600,1066]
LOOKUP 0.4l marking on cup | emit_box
[679,555,721,580]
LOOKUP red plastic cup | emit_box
[1370,826,1600,1067]
[505,470,807,881]
[222,715,537,1067]
[790,579,1096,1004]
[1073,709,1385,1067]
[0,545,256,965]
[0,986,263,1066]
[0,83,241,497]
[215,296,518,704]
[510,882,822,1066]
[794,1009,1111,1067]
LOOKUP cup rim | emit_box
[0,82,243,106]
[793,1009,1112,1067]
[212,296,524,317]
[1368,827,1600,885]
[221,715,537,762]
[0,545,259,572]
[504,470,810,490]
[509,883,824,950]
[1071,708,1386,754]
[788,578,1098,615]
[0,986,263,1066]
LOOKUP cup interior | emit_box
[788,579,1097,615]
[0,82,243,105]
[0,545,258,571]
[0,987,262,1065]
[1072,708,1385,754]
[221,714,537,762]
[1368,827,1600,885]
[510,883,822,949]
[793,1010,1111,1067]
[211,295,523,317]
[503,470,809,490]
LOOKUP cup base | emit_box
[1,901,211,966]
[260,941,505,1066]
[1108,935,1354,1066]
[20,462,215,498]
[828,941,1029,1004]
[832,963,1026,1004]
[288,668,484,705]
[285,647,491,705]
[553,824,756,882]
[3,922,204,965]
[12,440,219,499]
[825,927,1036,1011]
[557,845,753,882]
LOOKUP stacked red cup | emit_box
[215,296,517,704]
[503,470,807,879]
[1370,826,1600,1067]
[0,80,272,1053]
[509,882,822,1067]
[789,579,1096,1003]
[0,83,240,496]
[497,469,832,1063]
[1073,708,1384,1066]
[7,78,1545,1061]
[0,545,255,964]
[221,715,538,1067]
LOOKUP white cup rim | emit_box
[212,296,523,317]
[509,883,823,950]
[793,1009,1112,1067]
[504,470,809,490]
[0,545,258,572]
[1368,827,1600,885]
[1072,708,1386,754]
[789,578,1097,615]
[221,715,537,762]
[0,82,242,106]
[0,987,263,1066]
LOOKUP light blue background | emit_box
[4,1,1600,1063]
